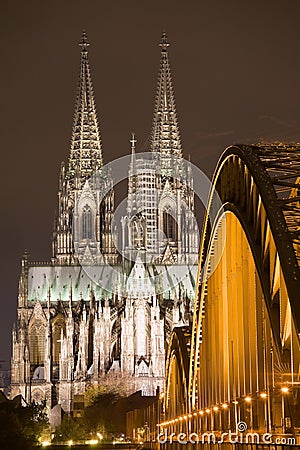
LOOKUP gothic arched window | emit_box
[28,320,45,365]
[163,207,177,242]
[82,204,92,239]
[141,384,148,396]
[52,315,66,364]
[31,388,45,403]
[129,216,146,250]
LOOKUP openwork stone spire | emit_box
[150,32,182,157]
[67,31,103,180]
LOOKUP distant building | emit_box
[125,390,159,442]
[10,32,198,413]
[0,360,11,396]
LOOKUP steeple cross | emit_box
[159,31,170,51]
[130,132,137,150]
[79,31,90,51]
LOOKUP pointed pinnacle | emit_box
[159,31,170,51]
[130,132,137,174]
[79,30,90,51]
[130,132,137,152]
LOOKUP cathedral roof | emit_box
[27,265,121,302]
[150,32,182,158]
[26,263,197,302]
[67,31,103,181]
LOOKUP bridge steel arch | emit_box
[163,144,300,439]
[164,327,190,420]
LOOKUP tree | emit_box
[85,372,133,401]
[0,399,48,450]
[84,391,124,436]
[84,374,130,437]
[52,414,85,443]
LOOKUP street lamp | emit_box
[245,396,253,431]
[281,385,289,433]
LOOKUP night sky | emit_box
[1,0,300,361]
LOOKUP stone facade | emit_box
[10,32,198,413]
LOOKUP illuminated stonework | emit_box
[10,32,198,414]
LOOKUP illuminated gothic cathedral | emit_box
[10,32,198,413]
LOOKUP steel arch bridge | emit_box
[162,144,300,442]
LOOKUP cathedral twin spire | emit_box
[67,31,103,182]
[54,31,185,262]
[67,30,182,179]
[150,32,182,158]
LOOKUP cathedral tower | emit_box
[52,32,117,265]
[123,32,199,263]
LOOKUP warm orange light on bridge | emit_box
[260,392,267,399]
[222,403,228,409]
[245,396,252,402]
[281,386,289,393]
[205,409,211,414]
[199,410,204,415]
[213,406,219,411]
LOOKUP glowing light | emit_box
[179,416,183,421]
[68,440,73,446]
[281,386,289,393]
[97,433,103,440]
[85,440,98,445]
[205,409,211,414]
[41,443,51,448]
[232,400,238,404]
[245,396,252,402]
[183,415,188,420]
[175,418,178,422]
[222,403,228,409]
[188,414,193,418]
[213,406,219,411]
[193,412,197,416]
[260,392,267,399]
[199,410,204,415]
